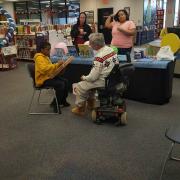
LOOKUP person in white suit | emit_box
[72,33,118,115]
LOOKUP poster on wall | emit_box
[124,7,130,16]
[2,46,17,56]
[143,0,157,27]
[84,11,94,24]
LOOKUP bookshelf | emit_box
[15,34,36,60]
[0,21,8,39]
[155,9,164,39]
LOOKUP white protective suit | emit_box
[75,45,118,106]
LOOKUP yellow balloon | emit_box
[161,33,180,53]
[159,28,167,39]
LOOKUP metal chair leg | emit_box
[28,89,36,114]
[37,89,53,105]
[37,89,41,104]
[52,89,61,114]
[28,88,60,115]
[160,142,175,180]
[170,143,180,161]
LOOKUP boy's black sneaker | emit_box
[62,101,70,107]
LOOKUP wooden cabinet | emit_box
[155,9,164,39]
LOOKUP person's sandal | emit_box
[71,106,85,116]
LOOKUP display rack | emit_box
[0,46,17,70]
[135,29,155,45]
[155,9,164,39]
[20,19,41,24]
[0,11,17,70]
[15,34,36,60]
[0,21,7,39]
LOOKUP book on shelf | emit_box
[78,44,93,57]
[55,48,65,57]
[67,45,78,56]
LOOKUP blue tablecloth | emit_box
[175,53,180,60]
[51,55,172,69]
[51,55,174,104]
[134,58,172,69]
[51,55,127,65]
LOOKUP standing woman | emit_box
[105,9,136,55]
[70,12,92,53]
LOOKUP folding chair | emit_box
[27,63,61,114]
[160,125,180,180]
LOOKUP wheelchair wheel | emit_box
[121,112,127,125]
[91,109,97,122]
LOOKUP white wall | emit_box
[179,0,180,25]
[165,0,175,27]
[0,2,14,19]
[1,0,178,27]
[80,0,144,25]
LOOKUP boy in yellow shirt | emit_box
[34,42,70,112]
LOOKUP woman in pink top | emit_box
[105,9,136,55]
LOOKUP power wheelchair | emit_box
[91,62,135,126]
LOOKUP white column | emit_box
[165,0,175,27]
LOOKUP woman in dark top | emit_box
[70,12,92,53]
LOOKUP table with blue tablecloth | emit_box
[174,53,180,77]
[51,56,175,105]
[124,58,175,104]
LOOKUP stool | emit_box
[160,125,180,180]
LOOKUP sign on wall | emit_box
[85,11,94,24]
[1,46,17,56]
